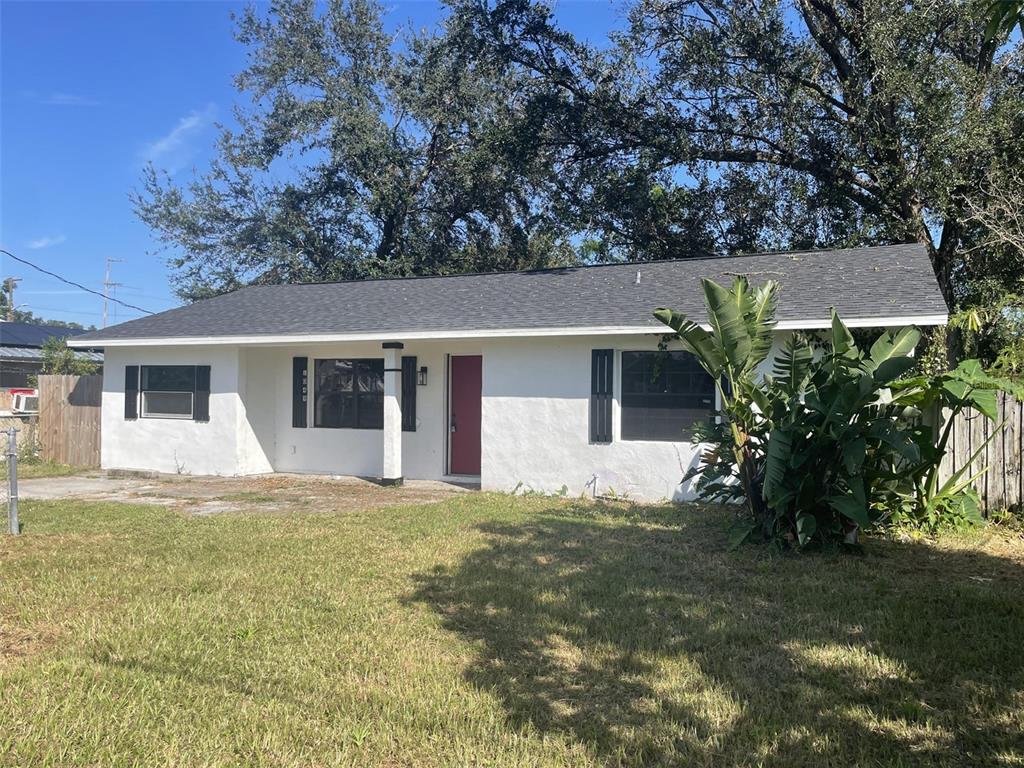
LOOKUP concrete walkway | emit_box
[17,472,473,515]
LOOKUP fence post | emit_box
[7,427,18,535]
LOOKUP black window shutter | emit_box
[124,365,139,420]
[401,356,417,432]
[292,357,308,428]
[193,365,211,422]
[590,349,613,443]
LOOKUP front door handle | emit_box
[450,416,457,433]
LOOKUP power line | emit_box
[1,248,154,316]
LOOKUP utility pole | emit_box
[102,258,123,328]
[3,277,21,321]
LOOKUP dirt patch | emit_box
[18,472,473,516]
[0,621,61,667]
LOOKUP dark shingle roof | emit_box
[0,322,90,348]
[72,244,947,344]
[0,346,103,363]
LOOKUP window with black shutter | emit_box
[401,356,416,432]
[590,349,613,443]
[620,351,715,441]
[133,365,210,421]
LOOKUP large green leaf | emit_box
[843,436,866,475]
[951,489,984,527]
[746,382,773,415]
[763,427,793,504]
[772,334,813,395]
[947,359,1024,402]
[954,358,985,379]
[656,276,780,381]
[830,310,857,358]
[728,520,759,550]
[968,388,998,421]
[828,478,870,528]
[746,280,780,370]
[702,278,753,372]
[873,356,917,384]
[941,378,971,402]
[653,308,726,376]
[795,512,817,547]
[867,327,920,375]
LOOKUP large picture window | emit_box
[141,365,197,419]
[621,351,715,441]
[314,358,384,429]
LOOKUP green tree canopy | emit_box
[444,0,1024,306]
[134,0,579,301]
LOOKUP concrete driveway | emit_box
[17,472,473,515]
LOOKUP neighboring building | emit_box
[69,244,947,501]
[0,322,103,388]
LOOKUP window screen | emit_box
[314,358,384,429]
[142,391,194,419]
[621,351,715,441]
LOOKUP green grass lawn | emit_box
[1,495,1022,767]
[1,460,88,479]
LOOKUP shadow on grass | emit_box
[410,503,1024,766]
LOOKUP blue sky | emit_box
[1,1,622,328]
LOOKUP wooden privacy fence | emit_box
[937,392,1023,513]
[38,374,102,467]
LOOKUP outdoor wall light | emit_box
[418,366,428,386]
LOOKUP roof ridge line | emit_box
[239,242,922,291]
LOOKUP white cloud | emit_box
[140,104,216,173]
[27,235,67,250]
[41,92,100,107]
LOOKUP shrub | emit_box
[40,336,98,376]
[886,360,1024,532]
[655,278,1020,548]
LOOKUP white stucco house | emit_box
[69,244,947,501]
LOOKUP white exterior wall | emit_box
[103,340,483,480]
[480,334,789,501]
[101,345,271,476]
[101,332,791,501]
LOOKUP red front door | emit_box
[450,355,482,475]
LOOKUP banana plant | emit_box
[654,276,779,529]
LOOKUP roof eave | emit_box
[67,313,948,348]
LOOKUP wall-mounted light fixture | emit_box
[418,366,428,386]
